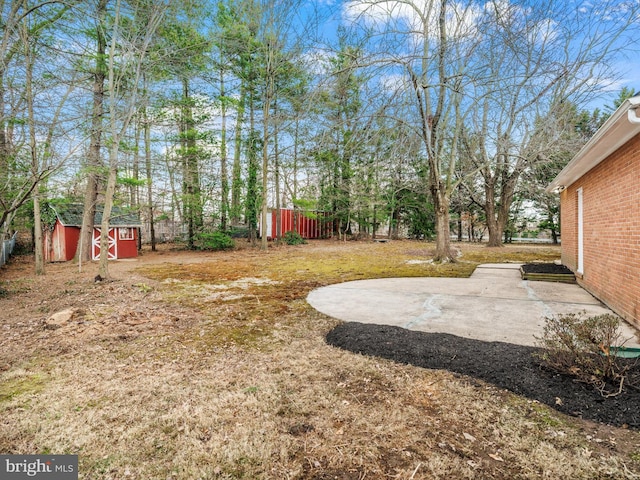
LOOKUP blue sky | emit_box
[313,0,639,109]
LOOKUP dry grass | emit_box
[1,240,640,479]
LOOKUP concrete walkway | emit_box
[307,264,640,347]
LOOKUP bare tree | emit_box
[344,0,480,260]
[344,0,638,255]
[20,7,78,274]
[461,0,639,247]
[0,0,73,240]
[75,0,108,265]
[97,0,170,279]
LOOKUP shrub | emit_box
[194,231,234,251]
[283,230,306,245]
[535,312,636,397]
[227,226,249,239]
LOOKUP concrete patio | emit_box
[307,263,640,348]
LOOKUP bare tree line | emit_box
[1,0,637,276]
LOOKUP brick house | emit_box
[547,94,640,327]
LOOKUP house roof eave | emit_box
[547,95,640,193]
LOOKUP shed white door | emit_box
[92,228,117,260]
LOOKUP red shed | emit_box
[45,204,142,262]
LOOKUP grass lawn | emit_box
[1,240,639,479]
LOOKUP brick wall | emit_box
[560,133,640,327]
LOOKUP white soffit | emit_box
[547,95,640,193]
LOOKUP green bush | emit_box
[283,230,306,245]
[194,231,234,251]
[535,312,636,397]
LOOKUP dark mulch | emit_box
[326,322,640,428]
[521,262,574,275]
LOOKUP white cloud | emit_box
[343,0,482,41]
[343,0,562,48]
[299,48,335,75]
[378,72,409,92]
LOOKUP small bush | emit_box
[535,312,636,397]
[227,226,249,239]
[283,230,306,245]
[194,232,234,251]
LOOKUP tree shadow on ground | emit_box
[326,322,640,428]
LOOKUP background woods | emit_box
[0,0,638,272]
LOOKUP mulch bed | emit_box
[326,322,640,428]
[521,263,574,275]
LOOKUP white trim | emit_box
[577,187,584,275]
[92,228,118,260]
[547,95,640,193]
[118,227,135,241]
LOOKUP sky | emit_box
[319,0,640,108]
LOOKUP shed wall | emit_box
[560,133,640,326]
[47,221,80,262]
[117,228,138,258]
[267,209,331,239]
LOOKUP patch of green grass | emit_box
[461,246,560,265]
[529,403,565,428]
[0,372,47,403]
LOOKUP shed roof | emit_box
[547,95,640,193]
[53,204,142,227]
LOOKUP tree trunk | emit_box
[486,216,503,247]
[219,64,229,232]
[181,78,202,249]
[260,87,271,251]
[274,103,281,242]
[0,71,7,178]
[76,0,107,266]
[98,160,117,279]
[246,85,258,246]
[32,187,44,275]
[484,166,520,247]
[231,85,246,227]
[132,123,141,207]
[433,188,454,262]
[24,28,44,275]
[144,105,156,251]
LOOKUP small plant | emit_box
[283,230,306,246]
[134,283,153,293]
[535,312,636,397]
[194,232,235,251]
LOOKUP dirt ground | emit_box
[2,240,640,479]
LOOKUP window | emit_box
[119,227,135,241]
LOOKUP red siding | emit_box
[65,226,80,261]
[47,220,80,262]
[117,229,138,258]
[560,133,640,326]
